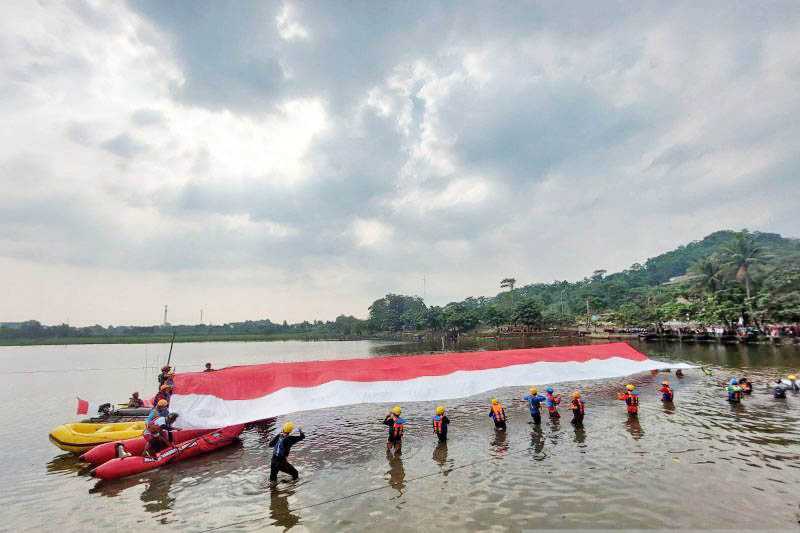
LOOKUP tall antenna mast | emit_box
[163,304,168,326]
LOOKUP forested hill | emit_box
[367,229,800,332]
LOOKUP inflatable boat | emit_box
[80,428,213,465]
[91,425,244,480]
[49,421,146,453]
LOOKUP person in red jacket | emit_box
[659,380,674,402]
[618,384,639,416]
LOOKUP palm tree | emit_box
[721,231,765,301]
[500,278,516,291]
[689,256,724,294]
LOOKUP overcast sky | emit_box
[1,1,798,326]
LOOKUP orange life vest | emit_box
[491,404,506,422]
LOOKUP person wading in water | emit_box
[269,422,305,484]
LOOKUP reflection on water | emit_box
[573,426,586,446]
[624,416,644,441]
[269,486,300,530]
[385,452,405,496]
[4,339,800,531]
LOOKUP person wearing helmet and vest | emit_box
[384,406,406,454]
[523,386,547,425]
[143,413,180,456]
[432,406,450,443]
[157,366,172,387]
[726,378,742,403]
[738,377,752,395]
[545,387,561,420]
[618,384,639,416]
[569,391,585,426]
[269,422,305,483]
[154,383,173,405]
[788,374,799,393]
[488,398,507,430]
[127,391,144,408]
[146,399,170,424]
[659,381,674,402]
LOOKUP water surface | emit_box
[2,338,799,531]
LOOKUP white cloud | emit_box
[351,219,394,248]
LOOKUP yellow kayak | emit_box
[49,421,146,453]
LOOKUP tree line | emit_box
[2,229,797,342]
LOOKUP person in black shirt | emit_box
[383,406,406,455]
[269,422,305,483]
[432,405,449,443]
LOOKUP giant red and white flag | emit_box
[170,342,694,428]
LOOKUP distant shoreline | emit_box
[0,333,384,347]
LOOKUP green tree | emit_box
[482,305,507,328]
[689,256,724,294]
[722,231,766,302]
[512,298,543,327]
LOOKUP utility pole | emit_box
[585,297,591,331]
[163,304,168,326]
[200,309,204,324]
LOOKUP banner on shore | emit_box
[170,342,695,428]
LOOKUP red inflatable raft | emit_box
[91,425,245,480]
[80,428,213,466]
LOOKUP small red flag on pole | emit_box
[76,397,89,415]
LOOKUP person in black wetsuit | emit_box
[384,406,406,454]
[269,422,305,483]
[432,406,450,443]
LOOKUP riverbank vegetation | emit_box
[2,230,797,346]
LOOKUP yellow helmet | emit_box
[529,386,538,394]
[789,374,797,381]
[572,391,581,399]
[282,421,294,433]
[491,398,499,405]
[626,384,635,391]
[435,406,445,415]
[391,405,402,415]
[157,399,168,407]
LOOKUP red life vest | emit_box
[432,415,443,435]
[625,392,639,413]
[392,419,404,439]
[491,404,506,421]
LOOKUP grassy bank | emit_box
[0,332,379,347]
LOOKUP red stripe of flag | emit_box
[174,342,647,401]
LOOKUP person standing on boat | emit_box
[143,413,180,456]
[269,422,305,484]
[146,399,170,424]
[158,366,171,387]
[127,391,144,408]
[154,384,173,405]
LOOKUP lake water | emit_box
[2,338,799,531]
